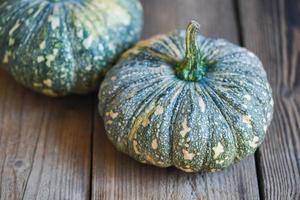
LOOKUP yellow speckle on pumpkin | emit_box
[146,155,155,164]
[39,40,46,50]
[37,56,45,63]
[142,117,150,127]
[198,96,206,112]
[53,49,59,55]
[248,52,256,58]
[48,15,60,30]
[42,89,57,97]
[43,79,53,87]
[46,49,58,67]
[267,112,272,120]
[33,83,43,88]
[2,51,11,63]
[180,119,191,137]
[216,160,224,164]
[46,54,56,67]
[27,8,34,14]
[213,142,224,159]
[182,149,195,160]
[9,38,15,46]
[85,65,92,71]
[249,136,260,148]
[9,20,20,36]
[178,166,194,173]
[151,139,158,150]
[244,94,252,101]
[154,105,164,115]
[270,99,274,106]
[133,140,140,154]
[264,125,268,133]
[109,110,119,119]
[77,30,84,38]
[242,115,252,127]
[83,35,94,49]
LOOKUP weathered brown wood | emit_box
[0,70,93,200]
[238,0,300,199]
[92,0,260,199]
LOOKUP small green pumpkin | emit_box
[98,21,274,172]
[0,0,143,96]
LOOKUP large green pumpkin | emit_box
[98,21,274,172]
[0,0,143,96]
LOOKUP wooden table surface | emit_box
[1,0,300,199]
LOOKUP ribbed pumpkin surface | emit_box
[0,0,143,96]
[99,22,273,172]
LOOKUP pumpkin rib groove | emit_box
[0,1,7,9]
[4,1,41,18]
[59,4,78,93]
[167,83,187,165]
[63,2,109,93]
[218,60,263,71]
[205,83,253,123]
[126,80,181,159]
[126,83,176,162]
[124,78,174,105]
[201,85,239,163]
[201,40,230,62]
[80,1,106,33]
[204,83,263,161]
[168,32,186,56]
[21,7,49,48]
[125,79,179,139]
[4,3,49,47]
[164,83,186,165]
[193,84,216,169]
[138,47,180,66]
[199,38,220,62]
[8,5,50,82]
[158,36,183,59]
[194,84,237,169]
[208,76,268,97]
[100,76,175,115]
[206,77,266,106]
[134,82,185,166]
[217,82,271,137]
[216,51,258,65]
[205,74,269,107]
[184,85,210,171]
[170,84,190,168]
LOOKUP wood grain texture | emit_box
[92,0,260,199]
[238,0,300,199]
[0,70,93,200]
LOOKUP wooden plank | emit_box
[92,0,260,199]
[0,70,93,200]
[238,0,300,199]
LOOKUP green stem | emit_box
[175,21,207,81]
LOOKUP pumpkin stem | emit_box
[175,21,207,81]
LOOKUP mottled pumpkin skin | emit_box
[0,0,143,96]
[98,30,274,172]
